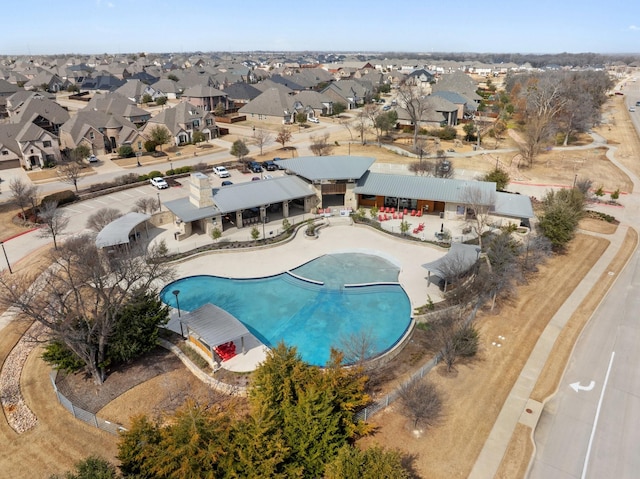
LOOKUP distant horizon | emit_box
[3,50,639,59]
[2,0,639,56]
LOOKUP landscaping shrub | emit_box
[118,144,135,158]
[147,170,163,179]
[114,173,143,185]
[144,140,157,153]
[41,189,77,206]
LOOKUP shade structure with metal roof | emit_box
[421,243,481,290]
[274,156,375,181]
[180,303,259,355]
[95,212,151,248]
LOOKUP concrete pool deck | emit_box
[160,219,448,372]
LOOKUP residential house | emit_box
[80,73,126,92]
[0,122,62,170]
[84,92,151,127]
[432,70,482,107]
[182,84,230,112]
[406,69,436,94]
[7,92,70,134]
[59,110,144,156]
[320,79,372,109]
[115,79,156,104]
[222,82,262,106]
[24,70,69,92]
[151,78,183,100]
[143,102,218,145]
[395,95,459,129]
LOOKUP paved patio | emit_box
[154,212,466,372]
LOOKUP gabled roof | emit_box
[147,102,213,135]
[60,110,139,144]
[9,95,70,125]
[269,74,305,91]
[223,82,262,101]
[354,171,497,204]
[238,87,293,117]
[182,84,227,98]
[0,78,20,96]
[422,243,481,279]
[151,78,183,94]
[275,156,375,181]
[84,92,149,118]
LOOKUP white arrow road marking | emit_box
[570,380,596,392]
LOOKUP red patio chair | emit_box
[393,213,398,219]
[399,213,404,219]
[378,214,384,221]
[404,208,408,215]
[416,210,422,217]
[391,207,395,213]
[411,209,416,216]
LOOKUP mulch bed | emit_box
[54,347,181,414]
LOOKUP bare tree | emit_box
[508,73,566,166]
[86,208,123,233]
[9,177,37,220]
[354,109,370,145]
[461,185,496,250]
[396,83,429,147]
[132,197,160,214]
[337,329,376,367]
[38,201,69,250]
[309,133,334,156]
[0,235,175,384]
[253,128,273,156]
[398,379,442,429]
[430,311,479,372]
[275,126,292,149]
[57,160,85,192]
[340,119,355,155]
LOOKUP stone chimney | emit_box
[188,172,213,208]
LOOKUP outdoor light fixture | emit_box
[0,241,12,274]
[172,289,181,317]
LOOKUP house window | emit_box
[89,132,95,140]
[193,120,200,127]
[206,119,212,126]
[1,150,8,155]
[43,141,52,147]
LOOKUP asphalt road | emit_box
[529,78,640,479]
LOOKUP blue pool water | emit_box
[160,253,412,366]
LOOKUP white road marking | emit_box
[570,380,596,392]
[581,351,615,479]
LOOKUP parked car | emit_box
[382,105,391,111]
[251,176,261,181]
[273,157,286,170]
[636,100,640,106]
[261,160,278,171]
[88,154,98,163]
[213,166,230,178]
[630,107,636,112]
[221,180,233,186]
[248,161,263,173]
[150,177,168,189]
[263,174,273,180]
[308,117,319,124]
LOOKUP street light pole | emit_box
[0,241,12,274]
[157,191,161,212]
[172,290,181,317]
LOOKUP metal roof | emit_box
[95,212,150,248]
[354,172,497,205]
[211,176,313,213]
[493,191,535,219]
[181,303,254,348]
[274,156,375,181]
[163,198,221,222]
[421,243,481,278]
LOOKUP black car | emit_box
[248,161,263,173]
[262,160,277,171]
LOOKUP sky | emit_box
[3,0,639,56]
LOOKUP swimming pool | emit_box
[160,253,412,366]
